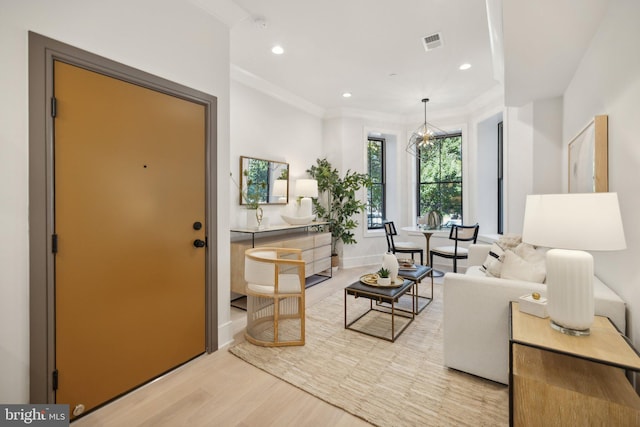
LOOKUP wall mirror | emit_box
[239,156,289,205]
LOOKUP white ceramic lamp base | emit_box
[546,248,594,336]
[299,197,313,218]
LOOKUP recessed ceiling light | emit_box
[271,45,284,55]
[459,63,471,70]
[342,92,352,98]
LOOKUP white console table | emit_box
[230,222,332,297]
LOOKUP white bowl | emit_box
[281,214,316,225]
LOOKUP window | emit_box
[417,133,462,226]
[367,137,385,229]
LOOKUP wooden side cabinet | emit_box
[230,223,331,295]
[509,302,640,426]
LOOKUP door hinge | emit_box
[52,234,58,253]
[51,97,57,118]
[52,370,58,391]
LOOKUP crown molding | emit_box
[188,0,249,28]
[322,107,406,124]
[230,64,325,118]
[232,63,504,124]
[406,84,505,125]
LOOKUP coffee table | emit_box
[344,278,414,342]
[397,264,433,313]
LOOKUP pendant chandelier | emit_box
[406,98,445,156]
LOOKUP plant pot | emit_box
[331,254,339,268]
[377,277,391,285]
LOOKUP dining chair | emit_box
[383,221,424,265]
[430,224,479,273]
[244,247,306,347]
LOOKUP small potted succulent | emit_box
[377,267,391,285]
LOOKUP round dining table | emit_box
[401,225,448,277]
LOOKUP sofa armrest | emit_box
[468,243,492,267]
[443,272,546,384]
[593,276,626,333]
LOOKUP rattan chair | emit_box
[383,221,424,265]
[429,224,479,273]
[244,247,305,347]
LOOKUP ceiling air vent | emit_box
[422,33,443,51]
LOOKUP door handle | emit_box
[193,239,206,248]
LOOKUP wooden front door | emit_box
[53,60,206,416]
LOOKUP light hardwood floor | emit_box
[73,266,374,427]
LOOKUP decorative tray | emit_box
[359,274,404,288]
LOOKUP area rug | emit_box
[229,284,509,427]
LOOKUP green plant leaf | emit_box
[307,158,372,254]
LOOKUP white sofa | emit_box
[443,243,626,385]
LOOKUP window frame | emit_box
[416,132,463,226]
[366,137,385,230]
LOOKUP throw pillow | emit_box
[500,250,546,283]
[481,243,506,277]
[513,242,547,283]
[514,242,544,263]
[497,234,522,250]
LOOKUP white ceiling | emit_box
[503,0,611,107]
[190,0,612,116]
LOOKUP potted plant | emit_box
[377,267,391,285]
[306,158,371,266]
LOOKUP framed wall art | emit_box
[568,115,608,193]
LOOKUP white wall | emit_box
[563,0,640,351]
[0,0,230,403]
[503,97,564,235]
[229,80,324,229]
[532,97,563,194]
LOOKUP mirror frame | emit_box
[239,156,289,206]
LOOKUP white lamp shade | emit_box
[295,179,318,198]
[522,192,626,251]
[272,179,288,197]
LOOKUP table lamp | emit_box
[272,179,288,203]
[522,193,626,336]
[295,179,318,218]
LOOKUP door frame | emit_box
[28,32,218,404]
